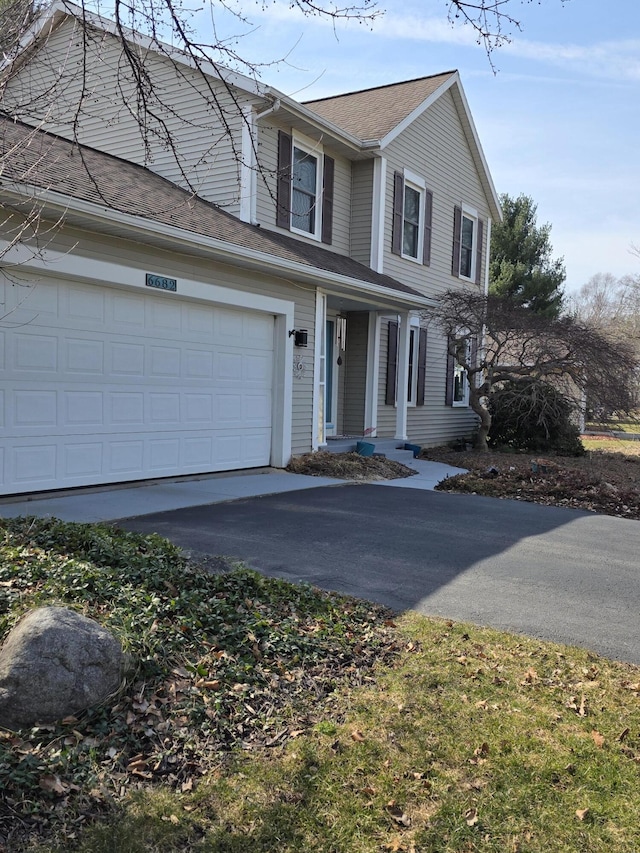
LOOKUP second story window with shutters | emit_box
[277,130,334,244]
[452,204,484,285]
[392,169,433,266]
[292,144,319,235]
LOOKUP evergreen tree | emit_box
[490,193,566,317]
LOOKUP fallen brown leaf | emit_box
[576,808,590,821]
[465,807,479,826]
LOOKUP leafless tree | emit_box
[427,290,639,451]
[1,0,561,194]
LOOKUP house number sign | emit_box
[146,273,177,292]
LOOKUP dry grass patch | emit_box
[287,450,417,481]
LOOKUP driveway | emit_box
[120,483,640,666]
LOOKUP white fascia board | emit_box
[1,182,432,310]
[0,2,68,75]
[378,73,458,150]
[378,72,502,223]
[450,80,502,223]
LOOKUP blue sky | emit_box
[198,0,640,293]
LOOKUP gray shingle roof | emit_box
[0,114,423,300]
[303,73,456,141]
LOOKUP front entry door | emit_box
[325,319,339,437]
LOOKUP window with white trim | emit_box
[447,335,473,407]
[402,183,422,260]
[452,204,484,285]
[392,170,433,265]
[291,141,321,237]
[276,130,335,243]
[460,213,475,279]
[385,318,427,408]
[406,323,420,405]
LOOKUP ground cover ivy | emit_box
[0,517,398,850]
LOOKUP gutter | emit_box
[0,182,434,309]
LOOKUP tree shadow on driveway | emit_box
[119,484,640,665]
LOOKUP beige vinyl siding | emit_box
[341,312,368,435]
[254,119,352,256]
[371,89,488,444]
[375,318,477,444]
[350,160,373,266]
[382,89,489,298]
[5,18,256,214]
[407,325,478,446]
[14,221,317,456]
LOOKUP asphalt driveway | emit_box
[120,484,640,666]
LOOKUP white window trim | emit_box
[458,203,479,282]
[401,169,426,263]
[452,335,472,408]
[290,132,324,242]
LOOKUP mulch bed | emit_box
[420,446,640,520]
[287,451,417,481]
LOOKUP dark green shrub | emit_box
[488,379,585,456]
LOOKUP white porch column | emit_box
[364,312,380,437]
[395,311,410,441]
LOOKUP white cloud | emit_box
[250,2,640,81]
[500,36,640,81]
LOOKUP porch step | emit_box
[324,437,420,461]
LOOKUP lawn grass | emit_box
[586,419,640,435]
[3,519,640,852]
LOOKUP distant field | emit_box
[586,419,640,434]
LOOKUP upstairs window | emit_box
[403,184,421,259]
[292,144,319,235]
[392,170,433,265]
[277,130,334,244]
[452,205,484,284]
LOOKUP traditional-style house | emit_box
[0,2,501,496]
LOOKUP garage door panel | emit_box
[113,292,145,326]
[65,443,103,477]
[67,286,106,323]
[66,338,105,373]
[15,334,58,371]
[1,277,275,495]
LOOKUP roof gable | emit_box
[303,72,456,142]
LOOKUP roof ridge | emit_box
[302,71,457,105]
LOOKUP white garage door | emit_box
[0,275,274,495]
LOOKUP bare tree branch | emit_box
[426,290,639,451]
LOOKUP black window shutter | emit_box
[276,130,292,230]
[416,327,427,406]
[422,189,433,266]
[475,218,484,286]
[445,337,454,406]
[452,205,462,277]
[386,320,398,405]
[321,154,334,244]
[391,172,404,256]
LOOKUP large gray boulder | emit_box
[0,606,123,730]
